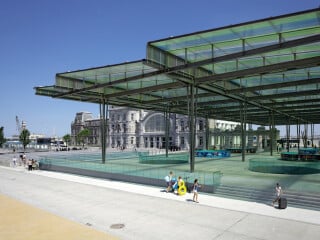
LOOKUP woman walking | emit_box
[192,179,201,203]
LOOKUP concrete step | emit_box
[214,185,320,211]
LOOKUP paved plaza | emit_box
[1,151,320,240]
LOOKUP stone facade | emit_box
[71,107,241,150]
[71,108,287,151]
[71,107,240,150]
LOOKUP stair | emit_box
[214,185,320,211]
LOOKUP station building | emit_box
[71,108,281,151]
[71,108,241,150]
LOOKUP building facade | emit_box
[71,107,240,150]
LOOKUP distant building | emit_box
[71,107,240,150]
[71,109,318,151]
[210,125,280,150]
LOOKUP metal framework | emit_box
[34,8,320,167]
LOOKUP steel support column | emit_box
[205,115,209,150]
[100,100,107,163]
[189,83,196,172]
[311,123,314,147]
[297,121,301,150]
[269,110,275,156]
[240,102,247,162]
[286,120,290,152]
[164,108,170,157]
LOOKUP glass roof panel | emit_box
[149,10,320,52]
[245,34,279,50]
[282,27,320,41]
[297,83,319,91]
[57,61,156,84]
[296,50,320,60]
[213,60,237,74]
[259,83,317,95]
[269,12,320,31]
[238,56,263,70]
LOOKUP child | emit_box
[192,179,201,203]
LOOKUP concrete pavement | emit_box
[1,166,320,240]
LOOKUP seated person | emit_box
[32,160,39,170]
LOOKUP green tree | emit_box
[19,129,31,152]
[63,134,71,147]
[0,127,6,147]
[77,129,90,148]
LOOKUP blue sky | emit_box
[1,0,319,138]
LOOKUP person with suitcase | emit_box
[272,183,285,208]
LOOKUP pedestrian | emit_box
[272,183,282,207]
[28,159,33,171]
[165,171,174,192]
[22,154,27,167]
[173,176,183,194]
[32,160,39,170]
[192,179,201,203]
[12,156,17,167]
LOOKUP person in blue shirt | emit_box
[165,171,174,192]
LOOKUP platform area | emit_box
[2,148,320,196]
[34,149,320,195]
[1,162,320,240]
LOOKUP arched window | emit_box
[145,115,165,132]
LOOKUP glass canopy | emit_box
[35,8,320,126]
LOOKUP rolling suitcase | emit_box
[278,198,287,209]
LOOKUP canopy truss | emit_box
[35,8,320,126]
